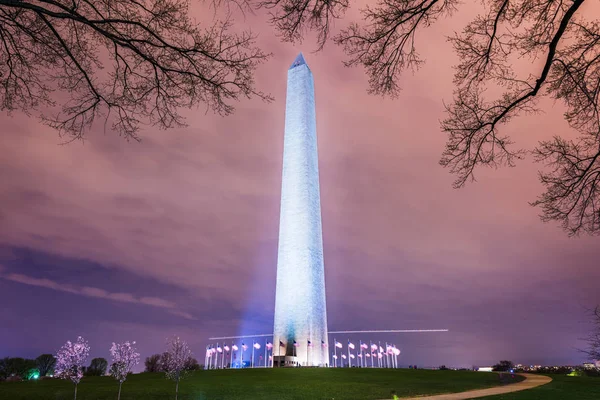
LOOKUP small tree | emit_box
[144,354,162,372]
[85,358,108,376]
[161,337,192,400]
[492,360,514,372]
[109,341,140,400]
[585,306,600,363]
[184,357,200,371]
[55,337,90,400]
[35,354,56,377]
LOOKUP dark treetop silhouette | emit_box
[263,0,600,236]
[0,0,271,140]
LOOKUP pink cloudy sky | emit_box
[1,1,599,369]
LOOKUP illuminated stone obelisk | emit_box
[273,53,329,367]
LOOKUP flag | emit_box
[335,341,342,348]
[321,340,328,348]
[371,343,378,351]
[307,340,313,347]
[332,354,338,359]
[242,343,248,351]
[217,346,223,353]
[224,345,230,352]
[350,354,355,359]
[348,341,355,350]
[206,349,212,357]
[293,341,299,347]
[379,346,384,353]
[266,342,273,350]
[365,353,371,358]
[253,342,261,350]
[360,341,368,349]
[378,353,383,359]
[357,353,362,358]
[232,344,239,351]
[279,341,285,348]
[341,354,347,359]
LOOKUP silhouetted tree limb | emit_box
[257,0,349,50]
[0,0,271,140]
[265,0,598,235]
[583,306,600,362]
[334,0,458,96]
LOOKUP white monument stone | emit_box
[272,53,329,367]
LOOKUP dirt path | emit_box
[394,373,552,400]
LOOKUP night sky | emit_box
[1,2,599,371]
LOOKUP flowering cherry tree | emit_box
[161,336,193,400]
[54,337,90,400]
[109,341,141,400]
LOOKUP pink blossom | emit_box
[109,341,140,383]
[161,336,192,400]
[55,336,90,385]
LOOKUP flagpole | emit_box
[221,347,225,369]
[386,342,391,368]
[333,338,337,368]
[386,345,390,368]
[264,340,267,368]
[347,339,350,368]
[306,340,309,367]
[213,343,217,369]
[360,344,363,368]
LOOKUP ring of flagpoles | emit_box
[205,329,447,369]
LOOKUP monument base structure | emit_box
[272,355,298,368]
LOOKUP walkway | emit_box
[396,373,552,400]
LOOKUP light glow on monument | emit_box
[272,53,329,367]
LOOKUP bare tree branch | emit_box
[531,136,600,236]
[257,0,349,51]
[0,0,272,140]
[333,0,458,96]
[441,0,585,188]
[582,306,600,361]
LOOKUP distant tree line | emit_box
[0,336,197,400]
[0,354,116,381]
[0,354,56,381]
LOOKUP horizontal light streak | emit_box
[208,334,272,340]
[208,329,448,340]
[329,329,449,334]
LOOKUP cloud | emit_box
[0,271,195,320]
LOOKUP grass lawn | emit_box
[480,374,600,400]
[0,368,523,400]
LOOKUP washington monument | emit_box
[272,53,329,367]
